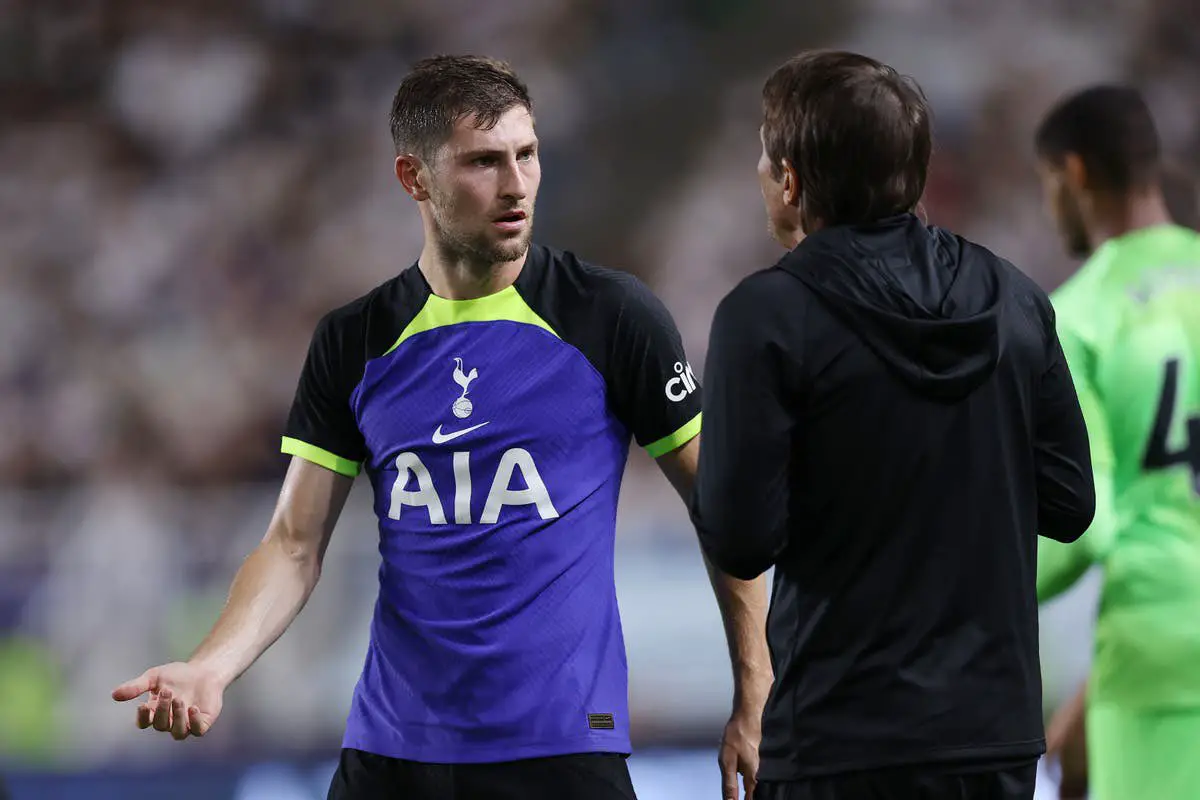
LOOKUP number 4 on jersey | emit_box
[1143,358,1200,496]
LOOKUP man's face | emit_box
[757,128,801,249]
[422,106,540,264]
[1038,158,1091,259]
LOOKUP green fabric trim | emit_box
[645,413,702,458]
[384,285,558,356]
[281,437,361,477]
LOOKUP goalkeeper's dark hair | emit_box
[1035,85,1160,194]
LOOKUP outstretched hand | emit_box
[112,661,226,741]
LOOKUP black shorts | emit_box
[755,761,1037,800]
[327,748,638,800]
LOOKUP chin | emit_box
[489,237,531,264]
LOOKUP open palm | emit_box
[112,661,226,740]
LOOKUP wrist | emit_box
[188,655,237,688]
[732,664,773,707]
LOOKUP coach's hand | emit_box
[720,697,764,799]
[1046,681,1088,799]
[112,661,226,740]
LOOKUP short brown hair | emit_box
[390,55,532,160]
[762,50,932,231]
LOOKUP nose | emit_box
[499,158,528,201]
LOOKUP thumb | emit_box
[112,669,155,702]
[188,706,214,737]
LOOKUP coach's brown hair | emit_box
[762,50,932,232]
[390,55,532,160]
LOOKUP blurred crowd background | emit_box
[1,0,1196,797]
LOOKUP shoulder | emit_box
[1047,251,1121,354]
[533,244,655,300]
[309,268,425,359]
[723,264,799,308]
[948,232,1057,329]
[520,243,672,326]
[713,263,805,336]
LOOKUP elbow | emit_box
[1040,497,1096,544]
[690,484,784,580]
[266,523,324,584]
[1043,513,1093,544]
[696,522,780,581]
[718,557,773,582]
[1037,468,1096,543]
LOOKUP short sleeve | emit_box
[281,313,368,477]
[606,277,702,457]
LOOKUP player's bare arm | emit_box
[111,456,353,740]
[658,436,772,800]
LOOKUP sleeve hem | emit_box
[281,436,362,477]
[644,413,702,458]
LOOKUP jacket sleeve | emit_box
[691,278,797,580]
[1037,321,1111,601]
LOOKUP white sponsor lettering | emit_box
[664,361,698,402]
[388,448,559,525]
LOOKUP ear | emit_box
[396,155,431,201]
[1062,152,1088,193]
[781,158,800,208]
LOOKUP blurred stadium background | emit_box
[2,0,1196,797]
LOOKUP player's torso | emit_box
[1058,228,1200,510]
[1058,226,1200,705]
[351,285,631,644]
[342,274,637,760]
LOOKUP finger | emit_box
[112,670,155,702]
[137,703,154,729]
[171,696,190,740]
[188,706,212,738]
[719,751,738,799]
[745,772,757,800]
[152,689,173,732]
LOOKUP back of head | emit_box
[761,50,932,232]
[1035,85,1161,195]
[389,55,532,160]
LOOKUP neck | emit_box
[418,241,527,300]
[1088,187,1174,250]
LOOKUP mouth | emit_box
[493,210,528,232]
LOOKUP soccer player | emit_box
[1033,85,1200,800]
[692,50,1096,800]
[111,56,771,800]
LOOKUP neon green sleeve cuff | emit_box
[645,413,702,458]
[281,437,362,477]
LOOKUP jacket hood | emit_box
[782,214,1008,401]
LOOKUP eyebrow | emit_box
[457,140,539,159]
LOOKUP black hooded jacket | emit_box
[692,215,1095,779]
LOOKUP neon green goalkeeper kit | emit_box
[1037,224,1200,799]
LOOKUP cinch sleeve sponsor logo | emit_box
[664,361,698,402]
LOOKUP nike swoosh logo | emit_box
[431,422,490,444]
